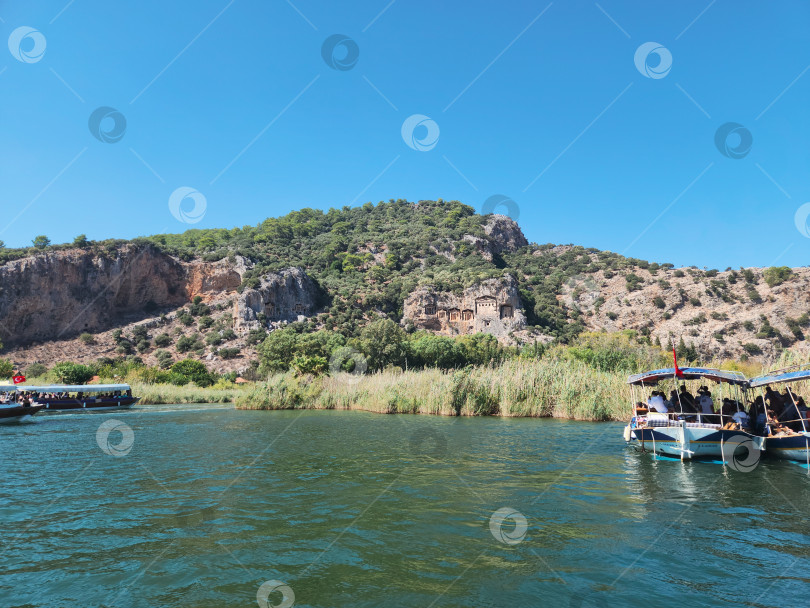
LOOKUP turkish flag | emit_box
[672,348,684,378]
[12,375,25,384]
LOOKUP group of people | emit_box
[0,392,33,407]
[756,386,808,435]
[639,383,809,435]
[644,385,735,417]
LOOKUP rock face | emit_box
[233,267,318,331]
[403,275,526,341]
[0,246,243,347]
[483,215,528,254]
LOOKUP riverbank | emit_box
[234,358,633,420]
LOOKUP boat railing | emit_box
[634,407,753,430]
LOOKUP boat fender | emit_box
[623,425,632,442]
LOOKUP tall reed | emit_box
[234,358,635,421]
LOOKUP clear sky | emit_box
[1,0,808,269]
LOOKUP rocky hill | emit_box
[0,199,807,374]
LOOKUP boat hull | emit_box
[764,434,810,462]
[626,424,762,460]
[0,404,45,423]
[39,397,139,411]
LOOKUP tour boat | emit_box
[748,367,810,463]
[0,386,45,423]
[623,367,763,461]
[14,383,139,411]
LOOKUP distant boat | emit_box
[14,383,139,411]
[623,367,764,461]
[748,367,810,463]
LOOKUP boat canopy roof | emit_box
[749,369,810,388]
[12,383,132,392]
[627,367,748,386]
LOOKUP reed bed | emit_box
[234,358,635,421]
[131,382,241,404]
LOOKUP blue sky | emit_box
[1,0,808,269]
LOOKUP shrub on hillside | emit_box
[763,266,792,287]
[154,333,172,347]
[24,363,48,378]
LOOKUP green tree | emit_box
[171,359,213,387]
[0,359,13,379]
[360,318,406,371]
[155,349,173,369]
[51,362,93,384]
[32,235,51,249]
[257,328,299,373]
[291,355,329,376]
[73,234,89,248]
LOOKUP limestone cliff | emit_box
[403,275,526,341]
[233,267,319,331]
[483,215,528,254]
[0,246,241,347]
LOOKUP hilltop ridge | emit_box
[1,199,807,373]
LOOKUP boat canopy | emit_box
[749,369,810,389]
[0,385,18,393]
[627,367,748,386]
[14,384,132,392]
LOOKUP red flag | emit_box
[12,375,25,384]
[672,347,684,378]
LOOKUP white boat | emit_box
[623,367,764,462]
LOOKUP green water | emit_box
[1,405,809,607]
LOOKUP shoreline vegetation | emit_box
[233,357,633,420]
[9,331,804,421]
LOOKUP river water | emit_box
[1,405,809,607]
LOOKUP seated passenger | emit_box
[778,396,804,432]
[647,391,668,413]
[696,386,714,415]
[679,385,697,411]
[766,409,797,436]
